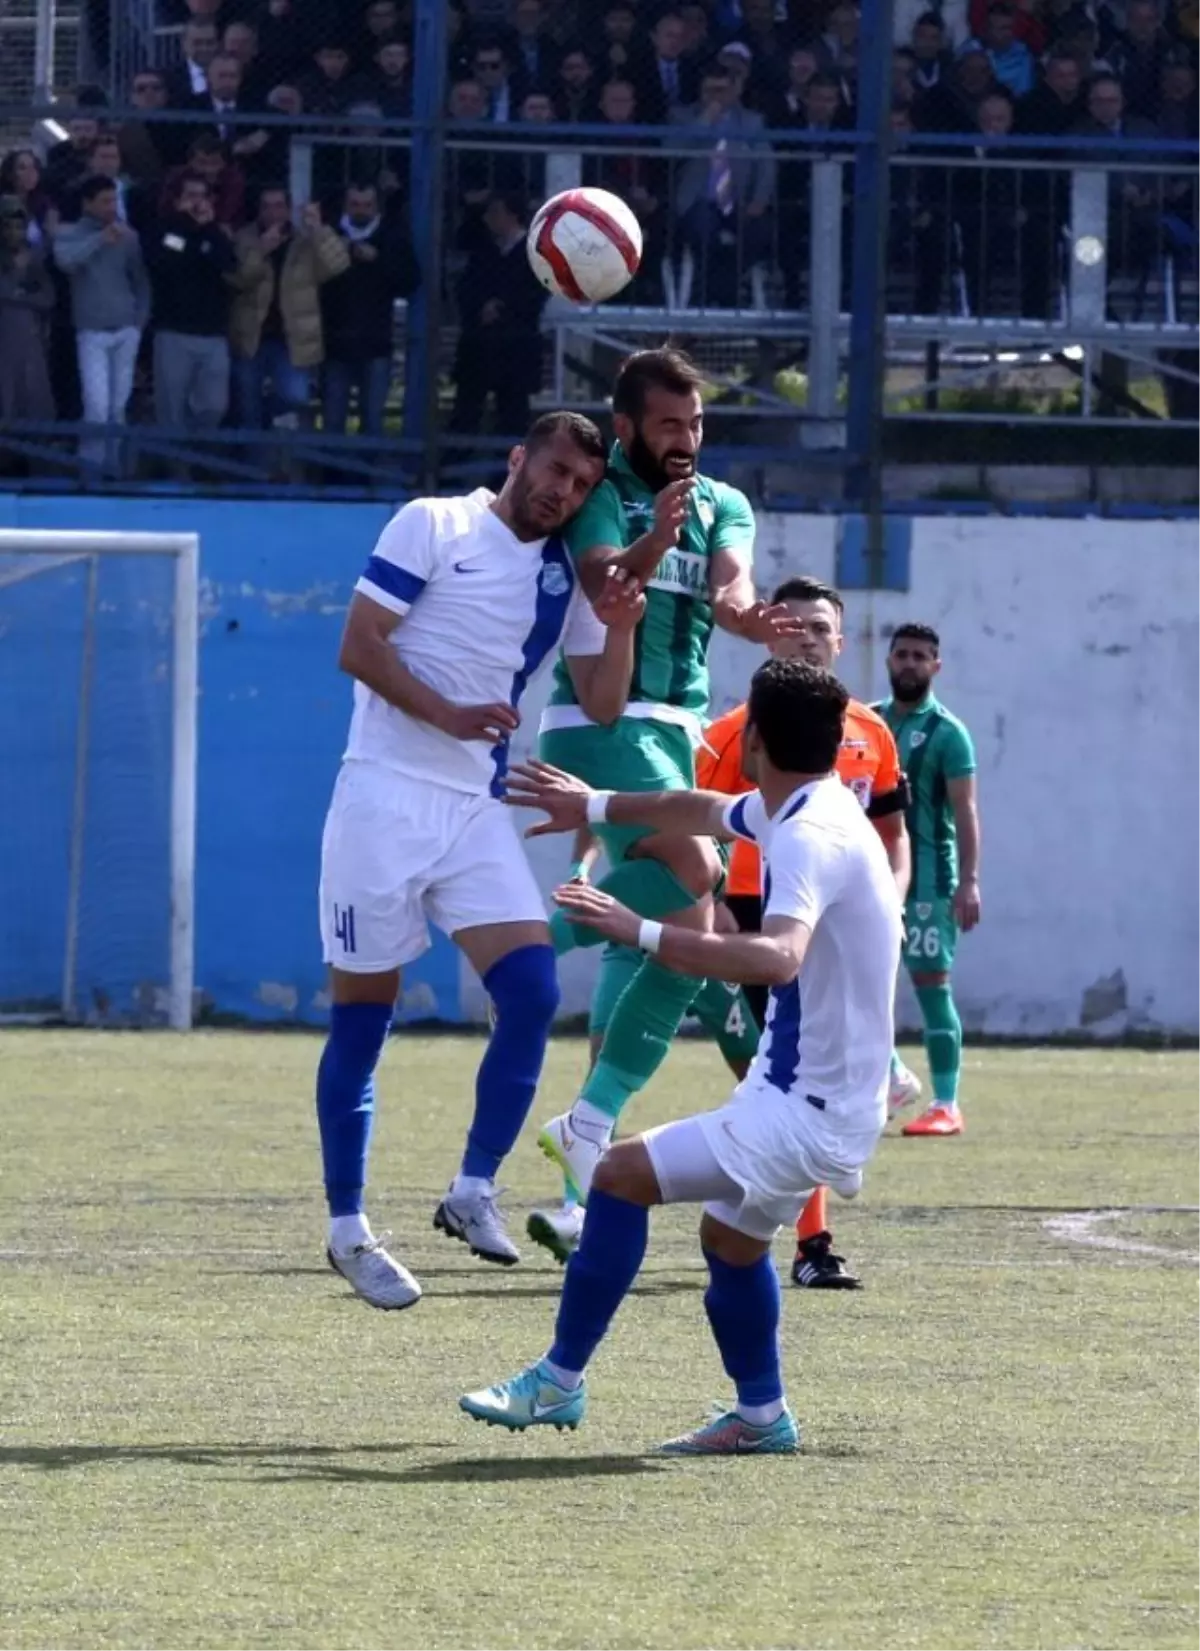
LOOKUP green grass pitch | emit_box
[1,1032,1196,1650]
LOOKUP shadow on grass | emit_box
[0,1442,448,1478]
[0,1441,666,1484]
[387,1453,667,1483]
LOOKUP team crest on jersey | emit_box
[910,731,926,747]
[848,776,873,808]
[915,902,932,920]
[540,561,570,597]
[697,499,714,528]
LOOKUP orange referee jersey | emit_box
[697,699,906,897]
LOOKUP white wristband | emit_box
[637,919,663,955]
[586,790,614,824]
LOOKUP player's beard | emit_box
[888,669,930,704]
[508,466,562,539]
[625,425,696,492]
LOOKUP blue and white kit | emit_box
[644,775,903,1239]
[319,488,604,972]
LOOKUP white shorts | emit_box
[319,761,547,972]
[644,1078,884,1242]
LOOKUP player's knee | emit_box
[637,834,721,902]
[485,942,559,1029]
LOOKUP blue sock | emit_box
[702,1248,784,1410]
[548,1188,649,1374]
[460,944,559,1181]
[315,1002,393,1216]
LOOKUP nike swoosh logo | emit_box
[454,561,485,573]
[532,1394,575,1419]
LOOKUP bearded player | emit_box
[315,412,646,1309]
[878,623,981,1137]
[526,347,799,1260]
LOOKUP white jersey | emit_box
[724,774,902,1126]
[348,489,605,795]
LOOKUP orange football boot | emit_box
[902,1104,964,1137]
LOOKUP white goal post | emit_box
[0,530,199,1030]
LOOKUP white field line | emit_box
[1043,1207,1200,1264]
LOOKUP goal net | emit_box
[0,531,198,1029]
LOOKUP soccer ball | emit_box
[527,188,643,305]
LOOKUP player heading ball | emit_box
[316,411,647,1307]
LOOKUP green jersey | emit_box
[876,693,976,901]
[545,442,755,728]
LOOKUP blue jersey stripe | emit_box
[761,791,810,1093]
[490,536,575,797]
[728,795,755,841]
[361,555,427,606]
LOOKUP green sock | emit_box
[587,944,641,1039]
[689,976,761,1069]
[916,983,962,1105]
[581,957,701,1122]
[550,858,697,956]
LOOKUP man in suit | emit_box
[450,190,547,436]
[189,53,271,174]
[671,63,776,306]
[508,0,560,90]
[164,18,219,105]
[639,11,699,122]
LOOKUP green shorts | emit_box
[902,896,958,975]
[539,718,695,866]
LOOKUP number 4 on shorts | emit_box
[334,903,357,955]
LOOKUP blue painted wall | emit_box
[0,495,461,1024]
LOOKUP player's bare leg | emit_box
[320,964,422,1309]
[902,967,965,1135]
[434,918,559,1264]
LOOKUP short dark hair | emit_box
[612,347,706,419]
[73,83,109,109]
[914,10,945,27]
[806,71,843,93]
[175,171,211,199]
[747,658,848,774]
[524,410,606,463]
[771,575,844,616]
[187,129,225,157]
[890,621,940,653]
[79,173,117,204]
[472,33,510,60]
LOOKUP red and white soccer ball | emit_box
[527,187,643,305]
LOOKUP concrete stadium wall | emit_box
[4,496,1195,1036]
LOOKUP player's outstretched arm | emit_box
[504,758,734,841]
[553,885,810,987]
[708,545,805,643]
[339,592,519,744]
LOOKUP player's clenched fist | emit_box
[438,702,520,743]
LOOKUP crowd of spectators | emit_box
[0,0,1194,463]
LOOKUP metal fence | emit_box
[0,84,1195,496]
